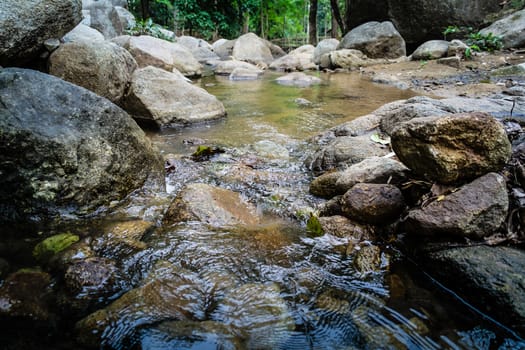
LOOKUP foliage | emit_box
[126,18,174,41]
[306,213,324,237]
[442,25,459,40]
[511,0,525,10]
[465,31,503,52]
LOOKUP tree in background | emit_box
[127,0,339,43]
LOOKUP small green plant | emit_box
[443,25,460,40]
[466,31,503,52]
[306,213,324,237]
[126,18,174,41]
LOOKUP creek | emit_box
[2,71,524,349]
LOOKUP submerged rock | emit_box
[404,172,508,239]
[337,21,406,59]
[163,183,259,227]
[353,245,382,273]
[0,0,82,66]
[0,68,164,222]
[421,245,525,333]
[121,66,226,127]
[214,60,264,75]
[0,269,52,320]
[229,67,264,80]
[341,183,405,225]
[391,112,511,184]
[91,220,153,258]
[318,215,375,240]
[48,40,137,104]
[275,72,322,87]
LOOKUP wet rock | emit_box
[337,21,406,59]
[0,269,52,320]
[404,172,508,239]
[336,157,409,193]
[391,112,511,184]
[92,220,153,258]
[64,257,123,300]
[421,245,525,332]
[318,215,375,240]
[229,67,264,80]
[479,8,525,49]
[113,35,202,77]
[0,0,82,66]
[275,72,322,87]
[121,66,226,127]
[314,38,339,65]
[353,245,382,273]
[310,171,340,199]
[139,320,244,350]
[307,135,390,175]
[313,113,382,144]
[62,23,105,43]
[269,44,316,71]
[211,283,294,349]
[48,40,137,104]
[341,183,405,225]
[411,40,449,60]
[76,261,208,348]
[163,183,259,227]
[232,33,274,66]
[48,241,94,272]
[0,68,164,222]
[252,140,289,159]
[317,196,344,217]
[33,233,80,264]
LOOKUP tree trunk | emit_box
[308,0,318,45]
[343,0,351,34]
[330,0,345,34]
[140,0,149,19]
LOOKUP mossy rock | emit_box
[32,233,79,263]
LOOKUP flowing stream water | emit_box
[2,71,524,349]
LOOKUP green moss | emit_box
[307,213,324,237]
[33,233,79,263]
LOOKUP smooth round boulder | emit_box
[337,21,406,59]
[269,45,316,71]
[0,68,164,222]
[62,23,105,43]
[48,40,137,104]
[341,183,405,224]
[314,38,339,65]
[232,33,274,65]
[411,40,449,60]
[121,66,226,127]
[0,0,82,66]
[391,112,511,184]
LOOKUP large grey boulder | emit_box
[213,39,236,60]
[0,0,82,66]
[337,21,406,59]
[121,66,226,128]
[480,8,525,49]
[314,38,339,65]
[411,40,449,60]
[113,35,202,77]
[391,112,511,184]
[48,40,137,104]
[404,173,508,239]
[325,49,388,70]
[176,36,219,62]
[269,45,316,71]
[163,183,259,227]
[0,68,164,222]
[379,96,524,135]
[62,23,105,43]
[232,33,274,65]
[83,0,129,39]
[347,0,501,48]
[420,245,525,332]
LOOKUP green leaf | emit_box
[307,213,324,237]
